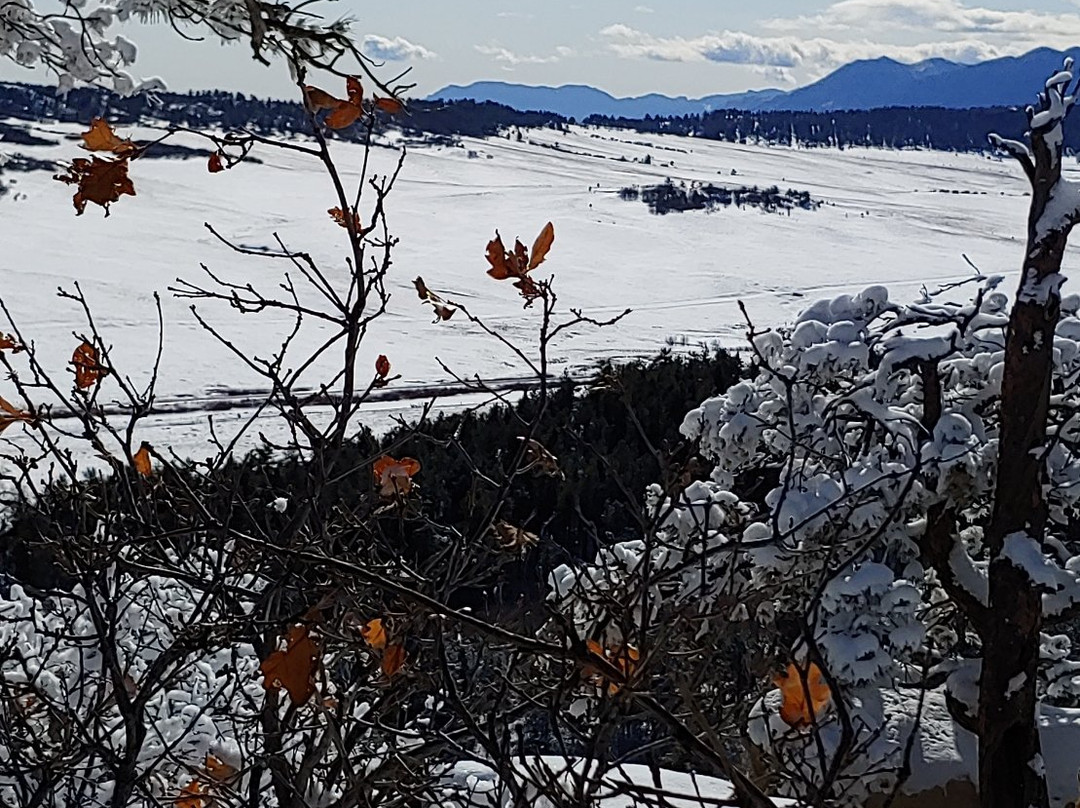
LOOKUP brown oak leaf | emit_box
[492,521,539,553]
[413,276,456,321]
[484,223,555,302]
[71,342,107,389]
[260,624,322,706]
[55,156,135,216]
[80,118,136,157]
[382,643,407,678]
[328,206,362,230]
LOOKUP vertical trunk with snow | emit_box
[982,61,1080,808]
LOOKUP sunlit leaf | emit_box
[133,442,152,477]
[519,437,563,478]
[529,222,555,270]
[325,101,362,130]
[303,85,342,112]
[484,224,555,302]
[345,76,364,106]
[175,781,208,808]
[374,96,404,114]
[361,617,387,650]
[80,118,136,157]
[372,455,421,498]
[774,662,832,728]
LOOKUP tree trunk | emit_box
[980,65,1076,805]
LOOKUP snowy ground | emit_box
[0,119,1065,460]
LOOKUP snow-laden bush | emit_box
[0,536,429,808]
[549,278,1080,803]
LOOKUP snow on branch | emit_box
[990,57,1078,182]
[1031,58,1077,133]
[988,133,1035,183]
[1,0,370,95]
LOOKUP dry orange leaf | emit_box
[328,206,362,230]
[204,754,238,784]
[0,333,24,353]
[325,102,362,130]
[260,624,322,706]
[304,85,342,112]
[529,221,555,270]
[484,223,555,302]
[413,276,456,321]
[519,437,563,478]
[361,617,388,650]
[493,521,539,553]
[374,96,404,114]
[485,233,512,280]
[774,662,832,728]
[175,781,208,808]
[54,156,135,216]
[382,643,407,677]
[307,78,372,128]
[71,342,106,389]
[345,76,364,106]
[0,396,34,434]
[207,152,225,173]
[80,118,136,157]
[372,455,421,498]
[374,355,391,387]
[133,442,152,477]
[584,640,640,695]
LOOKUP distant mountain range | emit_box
[430,47,1080,119]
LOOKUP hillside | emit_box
[431,46,1080,117]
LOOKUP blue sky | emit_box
[8,0,1080,98]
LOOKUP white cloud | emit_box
[777,0,1080,35]
[768,0,1080,37]
[599,21,1052,77]
[599,1,1080,81]
[634,5,654,12]
[361,34,436,61]
[475,43,564,66]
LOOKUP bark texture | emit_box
[979,64,1078,808]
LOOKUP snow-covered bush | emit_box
[548,276,1080,803]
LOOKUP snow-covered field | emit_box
[0,119,1066,458]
